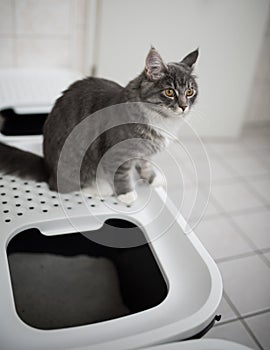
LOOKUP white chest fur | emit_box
[145,107,182,146]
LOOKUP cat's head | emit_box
[139,47,199,116]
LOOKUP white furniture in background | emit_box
[0,68,82,114]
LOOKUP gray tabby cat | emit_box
[0,48,199,204]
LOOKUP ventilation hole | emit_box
[12,187,17,190]
[100,199,105,202]
[0,176,3,180]
[1,193,6,196]
[15,204,21,207]
[24,182,28,185]
[126,205,131,208]
[0,184,3,188]
[51,195,56,199]
[29,207,34,210]
[77,201,82,204]
[75,193,80,197]
[2,201,7,204]
[91,204,95,208]
[5,219,11,223]
[27,198,32,201]
[53,204,59,207]
[88,196,92,199]
[38,193,43,196]
[14,195,19,198]
[11,179,15,183]
[42,209,48,213]
[36,184,41,188]
[113,202,118,205]
[64,198,69,202]
[40,201,45,204]
[25,190,30,193]
[17,213,23,216]
[3,210,9,213]
[67,207,72,210]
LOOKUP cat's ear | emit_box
[145,47,168,81]
[180,49,199,69]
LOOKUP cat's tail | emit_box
[0,142,49,182]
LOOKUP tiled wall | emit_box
[0,0,87,72]
[245,11,270,124]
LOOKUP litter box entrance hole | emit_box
[0,108,47,136]
[6,219,167,330]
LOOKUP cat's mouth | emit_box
[174,106,189,116]
[157,106,189,118]
[151,104,188,118]
[162,105,189,117]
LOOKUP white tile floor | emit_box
[2,123,269,348]
[164,124,270,349]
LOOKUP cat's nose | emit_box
[180,105,188,111]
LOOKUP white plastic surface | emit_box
[0,68,82,113]
[143,339,254,350]
[0,137,223,350]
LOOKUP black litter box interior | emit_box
[0,108,47,135]
[7,219,168,330]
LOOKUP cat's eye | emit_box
[164,88,175,98]
[185,88,195,97]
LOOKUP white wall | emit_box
[0,0,87,72]
[94,0,270,138]
[245,11,270,125]
[1,0,269,137]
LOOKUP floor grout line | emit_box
[198,207,270,266]
[227,214,270,270]
[228,205,270,217]
[242,181,270,207]
[172,145,270,264]
[239,318,264,350]
[217,305,270,327]
[221,293,265,350]
[257,252,270,269]
[199,205,270,221]
[215,251,263,264]
[210,148,270,206]
[221,293,242,319]
[240,308,270,321]
[216,250,270,266]
[226,216,262,250]
[203,129,270,349]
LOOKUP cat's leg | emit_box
[82,179,113,198]
[48,176,58,191]
[136,160,164,187]
[48,173,80,193]
[114,161,137,204]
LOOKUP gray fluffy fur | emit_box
[0,48,199,198]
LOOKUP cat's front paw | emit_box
[117,191,137,204]
[150,174,165,187]
[82,181,113,199]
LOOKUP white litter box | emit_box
[0,133,254,350]
[0,70,253,350]
[144,339,254,350]
[0,133,224,350]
